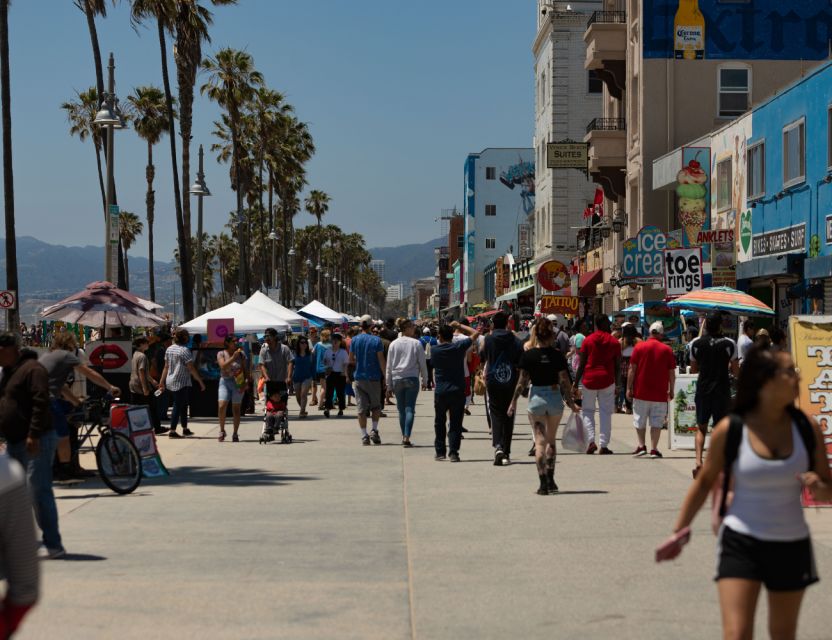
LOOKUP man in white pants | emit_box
[572,314,621,455]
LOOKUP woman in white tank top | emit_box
[669,347,831,640]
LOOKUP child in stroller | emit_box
[259,384,292,444]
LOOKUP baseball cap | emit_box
[423,328,430,335]
[649,321,665,335]
[359,314,373,328]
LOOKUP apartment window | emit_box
[588,70,603,94]
[485,238,496,250]
[718,67,750,118]
[716,158,732,211]
[486,166,496,180]
[783,118,806,188]
[746,141,765,199]
[540,72,547,110]
[457,234,464,249]
[485,204,497,216]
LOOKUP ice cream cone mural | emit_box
[676,148,710,248]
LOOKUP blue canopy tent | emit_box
[622,302,696,318]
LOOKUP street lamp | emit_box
[316,262,322,301]
[305,258,312,302]
[288,247,296,307]
[94,52,127,284]
[612,209,628,235]
[189,144,211,315]
[269,229,278,297]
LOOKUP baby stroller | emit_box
[259,383,292,444]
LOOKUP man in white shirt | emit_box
[737,319,756,363]
[323,334,349,418]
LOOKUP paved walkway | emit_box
[19,391,832,639]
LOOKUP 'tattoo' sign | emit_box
[664,248,702,297]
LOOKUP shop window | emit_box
[485,204,497,216]
[783,118,805,188]
[716,158,732,211]
[746,141,765,200]
[457,234,464,248]
[718,66,749,118]
[486,167,496,180]
[485,238,496,249]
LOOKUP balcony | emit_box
[584,11,626,100]
[584,118,626,200]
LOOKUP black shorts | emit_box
[716,526,819,591]
[695,392,730,427]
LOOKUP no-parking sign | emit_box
[664,248,702,298]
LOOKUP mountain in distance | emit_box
[369,236,443,285]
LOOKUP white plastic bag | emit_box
[561,412,586,453]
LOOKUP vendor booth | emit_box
[298,300,349,325]
[243,291,308,332]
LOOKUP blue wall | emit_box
[644,1,832,60]
[748,61,832,259]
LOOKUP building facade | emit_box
[370,259,386,285]
[463,147,535,307]
[582,0,820,313]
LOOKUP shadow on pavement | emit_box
[142,465,318,488]
[57,491,154,500]
[554,490,609,495]
[59,553,107,561]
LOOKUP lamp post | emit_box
[189,144,211,315]
[288,247,296,308]
[268,229,278,297]
[305,258,312,302]
[324,271,330,307]
[93,53,127,284]
[316,262,322,301]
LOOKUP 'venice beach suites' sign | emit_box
[752,223,805,257]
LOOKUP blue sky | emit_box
[4,0,534,260]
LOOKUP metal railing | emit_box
[587,10,626,28]
[586,117,626,134]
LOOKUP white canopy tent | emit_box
[298,300,348,324]
[179,302,290,334]
[243,292,307,330]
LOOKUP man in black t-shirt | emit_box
[689,313,739,474]
[482,311,523,466]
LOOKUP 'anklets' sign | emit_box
[620,226,682,285]
[789,316,832,507]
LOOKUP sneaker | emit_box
[501,456,511,466]
[548,478,559,494]
[461,427,469,433]
[599,447,614,455]
[632,446,647,457]
[528,444,536,457]
[362,435,371,446]
[218,431,226,442]
[464,408,471,416]
[168,430,182,439]
[154,426,170,435]
[232,433,240,443]
[585,442,597,455]
[370,430,381,445]
[323,409,330,418]
[649,449,663,459]
[337,410,344,416]
[182,428,194,437]
[494,449,506,466]
[379,412,388,418]
[39,546,66,560]
[434,453,447,461]
[449,452,460,462]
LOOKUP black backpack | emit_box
[717,406,817,520]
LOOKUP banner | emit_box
[85,340,131,374]
[664,247,702,298]
[621,225,680,285]
[669,374,710,451]
[789,316,832,507]
[207,318,234,344]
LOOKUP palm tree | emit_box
[61,87,106,212]
[0,0,17,330]
[304,189,330,299]
[201,47,264,297]
[127,85,174,302]
[75,0,110,99]
[118,211,143,290]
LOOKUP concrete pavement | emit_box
[18,391,832,640]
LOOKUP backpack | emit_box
[711,406,816,534]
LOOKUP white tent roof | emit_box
[243,291,307,326]
[298,300,347,323]
[179,302,290,334]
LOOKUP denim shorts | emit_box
[218,377,244,404]
[527,386,564,416]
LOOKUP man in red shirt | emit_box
[572,314,621,454]
[626,321,676,458]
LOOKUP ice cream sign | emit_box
[621,225,681,285]
[677,147,710,248]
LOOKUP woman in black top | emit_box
[509,317,577,495]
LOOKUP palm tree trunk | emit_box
[0,0,18,331]
[157,18,193,319]
[94,142,105,214]
[83,0,104,99]
[146,141,156,302]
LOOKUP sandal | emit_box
[218,431,226,442]
[232,433,240,442]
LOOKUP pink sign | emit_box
[207,318,234,344]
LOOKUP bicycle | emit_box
[70,395,143,495]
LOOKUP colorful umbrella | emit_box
[667,286,774,316]
[41,281,167,327]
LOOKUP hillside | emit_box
[369,236,443,284]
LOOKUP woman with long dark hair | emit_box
[617,323,641,414]
[668,347,831,639]
[292,336,314,417]
[217,335,247,442]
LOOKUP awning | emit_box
[579,269,603,297]
[476,309,499,319]
[495,285,534,304]
[736,254,804,281]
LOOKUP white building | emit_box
[385,283,404,302]
[532,1,602,271]
[370,259,386,284]
[463,147,535,306]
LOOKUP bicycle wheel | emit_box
[96,431,142,495]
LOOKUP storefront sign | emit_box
[621,226,680,285]
[739,210,753,258]
[669,374,710,451]
[207,318,234,344]
[697,229,733,244]
[664,247,702,297]
[85,340,131,374]
[546,141,588,170]
[752,223,806,257]
[789,316,832,507]
[826,215,832,244]
[539,295,579,315]
[537,260,571,293]
[518,224,532,259]
[495,257,505,297]
[712,242,736,288]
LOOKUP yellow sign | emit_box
[789,317,832,507]
[539,295,579,316]
[546,142,589,170]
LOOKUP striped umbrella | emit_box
[667,286,774,316]
[41,281,167,327]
